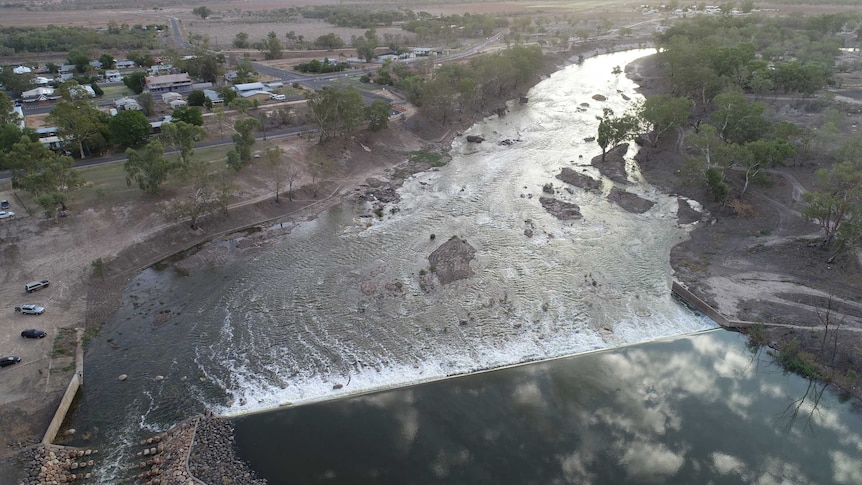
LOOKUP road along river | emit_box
[66,49,716,476]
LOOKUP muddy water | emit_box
[67,50,715,477]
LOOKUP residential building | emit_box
[145,73,193,94]
[104,70,122,83]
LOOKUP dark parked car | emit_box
[0,200,9,209]
[21,329,47,339]
[0,356,21,367]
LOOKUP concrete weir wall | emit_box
[42,328,84,445]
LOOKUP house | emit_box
[377,54,399,62]
[68,85,96,99]
[35,127,63,151]
[21,87,57,102]
[89,60,102,69]
[13,66,32,74]
[224,70,238,82]
[149,64,173,75]
[265,81,284,89]
[232,82,272,101]
[104,70,122,83]
[169,99,188,109]
[8,104,25,130]
[203,89,224,105]
[145,73,193,94]
[161,92,183,104]
[30,76,52,86]
[115,97,142,111]
[115,60,137,69]
[412,48,432,56]
[59,65,76,74]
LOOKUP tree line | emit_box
[599,12,862,260]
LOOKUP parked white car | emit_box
[15,304,45,315]
[270,94,286,100]
[0,211,14,219]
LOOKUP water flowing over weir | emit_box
[71,50,716,474]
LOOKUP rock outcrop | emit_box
[591,143,629,184]
[427,236,477,285]
[539,197,583,220]
[556,167,602,192]
[607,188,655,214]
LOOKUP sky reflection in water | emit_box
[234,330,862,484]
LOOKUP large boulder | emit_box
[427,236,477,285]
[591,143,629,184]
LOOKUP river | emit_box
[67,50,718,477]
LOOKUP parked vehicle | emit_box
[21,329,47,339]
[0,356,21,367]
[0,210,14,219]
[25,280,49,293]
[0,200,9,209]
[14,304,45,315]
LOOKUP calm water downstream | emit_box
[233,330,862,484]
[68,50,724,477]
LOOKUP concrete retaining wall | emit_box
[42,328,84,445]
[671,281,748,328]
[42,373,81,445]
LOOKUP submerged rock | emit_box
[466,135,485,143]
[607,188,655,214]
[556,167,602,192]
[539,197,583,220]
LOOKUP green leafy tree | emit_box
[710,92,767,145]
[35,192,68,222]
[124,72,148,94]
[172,106,204,126]
[595,107,641,161]
[264,146,286,202]
[138,92,155,116]
[229,97,253,114]
[68,48,92,74]
[192,6,212,19]
[639,95,692,148]
[314,33,345,50]
[99,53,116,69]
[229,118,261,169]
[7,136,83,198]
[262,32,283,60]
[307,86,365,143]
[232,59,257,84]
[188,90,207,107]
[233,32,250,49]
[160,120,205,172]
[109,109,151,147]
[364,99,391,131]
[0,91,20,127]
[353,29,379,62]
[124,140,172,194]
[803,159,862,254]
[47,95,108,159]
[739,139,795,197]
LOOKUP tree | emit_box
[125,140,172,194]
[160,120,205,172]
[192,6,212,19]
[262,32,282,60]
[232,59,257,84]
[229,97,253,114]
[353,29,379,62]
[160,162,234,230]
[6,136,83,198]
[710,91,767,145]
[802,159,862,252]
[365,99,391,131]
[229,118,261,169]
[639,94,692,148]
[314,33,345,50]
[264,146,286,202]
[68,48,91,74]
[124,72,148,94]
[233,32,250,49]
[595,107,641,161]
[683,123,742,200]
[183,52,224,84]
[307,87,366,143]
[138,92,155,116]
[47,95,108,159]
[99,53,116,69]
[109,109,151,147]
[739,139,795,197]
[188,90,207,107]
[0,91,20,127]
[172,106,204,126]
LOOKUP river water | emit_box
[233,330,862,484]
[67,50,718,476]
